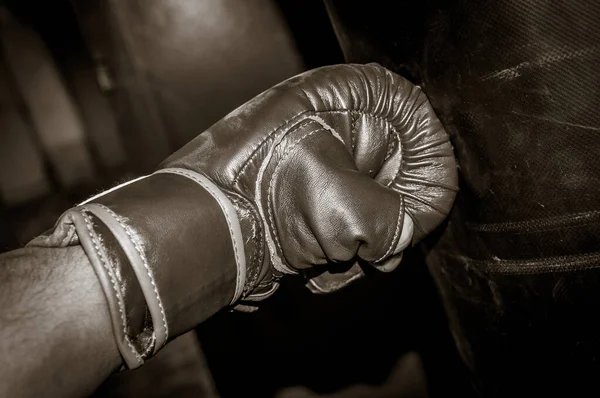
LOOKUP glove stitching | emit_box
[328,110,406,263]
[156,169,246,303]
[243,281,280,301]
[233,110,311,185]
[374,196,403,263]
[234,100,445,259]
[253,110,409,268]
[253,120,327,275]
[226,191,263,295]
[255,279,278,289]
[234,109,407,186]
[237,196,260,292]
[348,110,400,164]
[232,71,435,187]
[140,334,156,359]
[234,118,317,191]
[95,204,169,343]
[266,128,326,269]
[386,129,404,188]
[80,209,143,365]
[350,112,358,152]
[233,109,386,185]
[384,127,399,162]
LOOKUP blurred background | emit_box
[0,1,474,396]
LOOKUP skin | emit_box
[0,245,123,397]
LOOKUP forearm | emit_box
[0,172,249,396]
[0,245,120,397]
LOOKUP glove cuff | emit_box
[28,169,267,368]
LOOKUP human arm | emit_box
[0,246,120,396]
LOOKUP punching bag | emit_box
[325,1,600,396]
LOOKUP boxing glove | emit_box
[29,63,457,369]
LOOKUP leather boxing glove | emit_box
[29,63,457,369]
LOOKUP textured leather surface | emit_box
[326,1,600,396]
[85,174,240,337]
[165,63,458,291]
[29,173,240,368]
[30,63,458,367]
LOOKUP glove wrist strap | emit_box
[29,170,257,369]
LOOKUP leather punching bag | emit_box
[325,1,600,396]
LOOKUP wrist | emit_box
[29,170,248,368]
